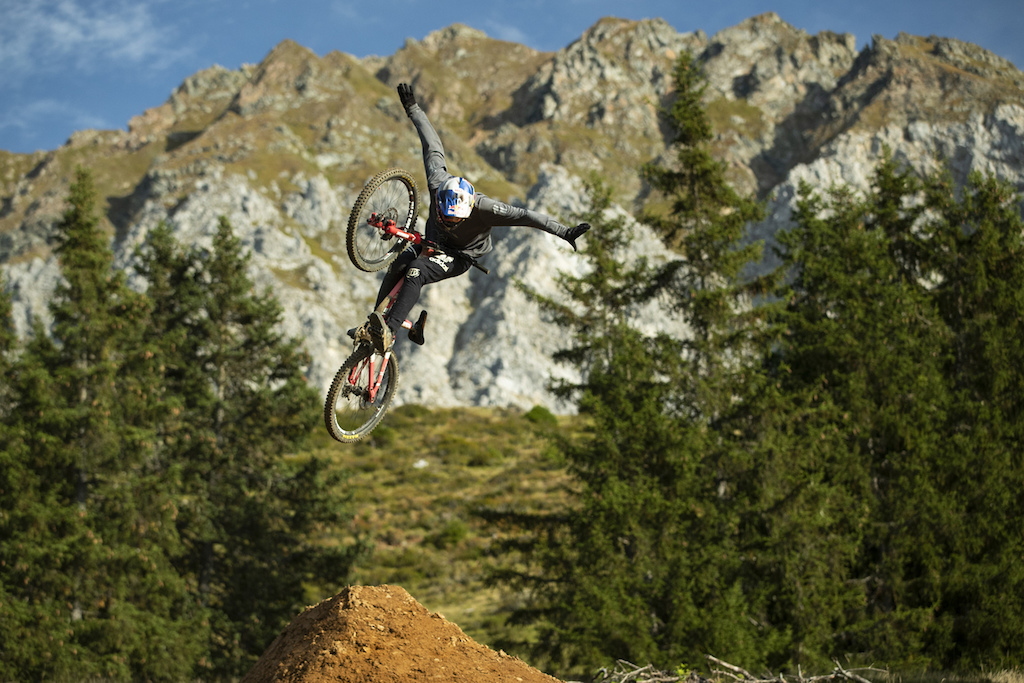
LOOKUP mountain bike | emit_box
[324,168,486,443]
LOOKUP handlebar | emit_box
[369,214,490,275]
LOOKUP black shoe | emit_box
[367,312,394,354]
[408,310,428,346]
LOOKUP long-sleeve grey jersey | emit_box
[407,103,574,259]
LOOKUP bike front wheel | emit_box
[324,343,400,443]
[346,168,418,272]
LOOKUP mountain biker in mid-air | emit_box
[358,82,591,354]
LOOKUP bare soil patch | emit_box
[241,585,563,683]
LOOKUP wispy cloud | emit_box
[0,0,191,87]
[329,1,366,24]
[0,99,108,132]
[0,99,112,152]
[481,21,529,47]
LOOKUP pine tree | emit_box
[496,54,781,677]
[764,155,953,667]
[0,275,13,364]
[0,281,28,673]
[768,154,1024,668]
[0,168,203,682]
[0,278,83,679]
[0,275,15,425]
[496,179,700,675]
[630,51,784,670]
[135,217,365,678]
[641,51,768,395]
[3,173,365,681]
[915,169,1024,667]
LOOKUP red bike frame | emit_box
[348,213,426,405]
[348,349,388,403]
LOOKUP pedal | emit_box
[348,323,374,344]
[408,310,428,346]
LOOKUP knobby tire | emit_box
[346,168,418,272]
[324,343,399,442]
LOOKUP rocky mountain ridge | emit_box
[2,13,1023,412]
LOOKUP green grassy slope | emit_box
[302,403,577,647]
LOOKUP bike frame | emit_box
[348,278,403,405]
[349,349,388,404]
[346,215,420,405]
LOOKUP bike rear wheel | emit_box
[324,343,399,442]
[346,168,418,272]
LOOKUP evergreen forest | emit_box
[0,169,365,681]
[492,53,1024,679]
[2,51,1023,682]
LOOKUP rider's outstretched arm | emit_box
[477,197,592,251]
[397,82,590,251]
[398,83,449,192]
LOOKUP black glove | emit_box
[397,83,416,114]
[565,222,590,251]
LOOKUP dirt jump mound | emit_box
[241,585,563,683]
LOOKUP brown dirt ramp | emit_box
[241,584,563,683]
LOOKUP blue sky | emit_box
[2,0,1021,154]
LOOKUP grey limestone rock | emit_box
[3,15,1023,413]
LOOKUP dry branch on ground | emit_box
[571,656,886,683]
